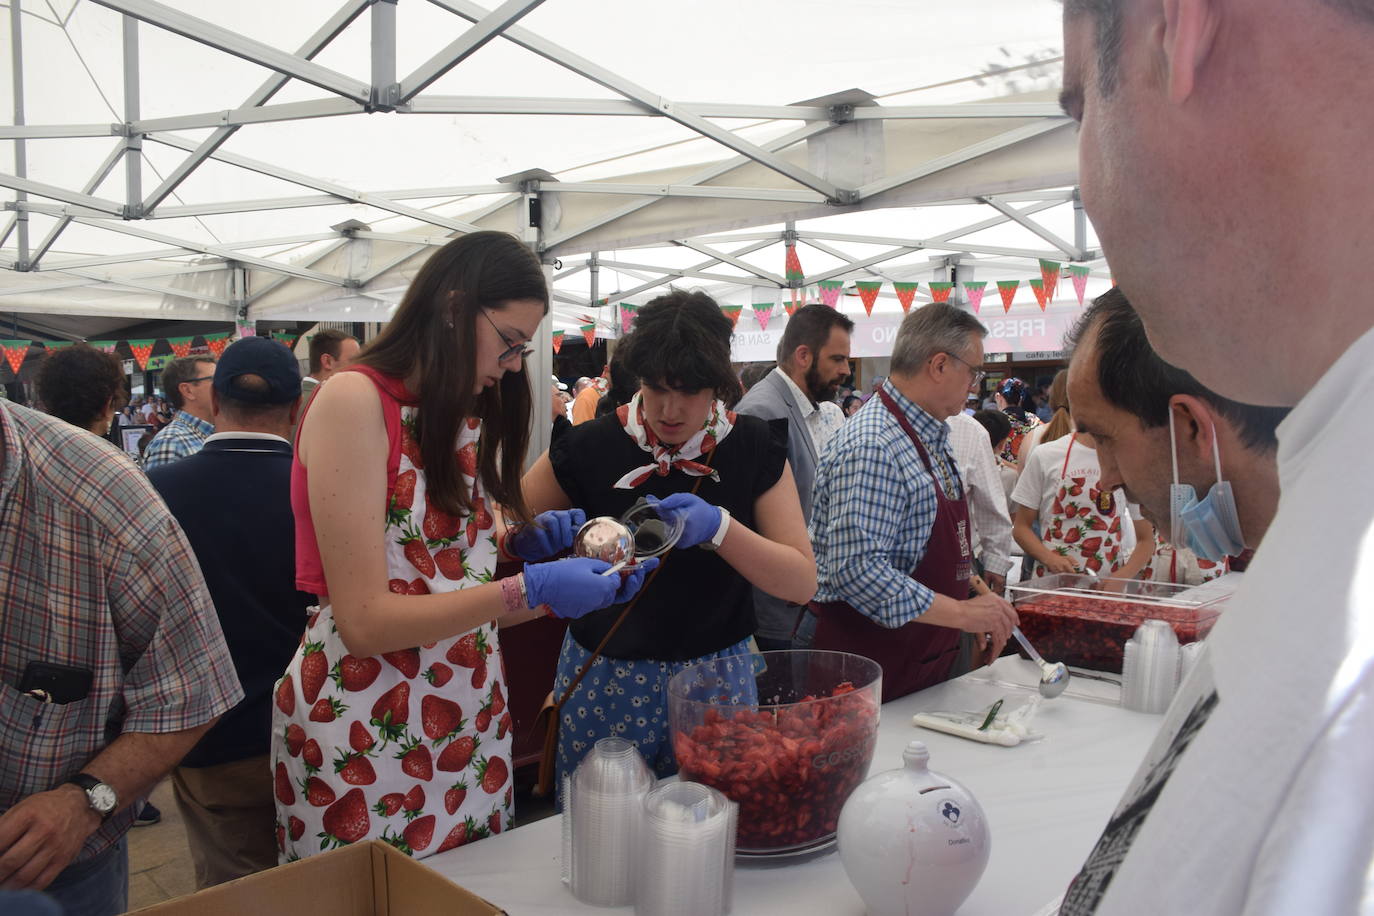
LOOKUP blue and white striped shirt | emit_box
[811,380,964,627]
[142,409,213,471]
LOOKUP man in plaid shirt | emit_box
[142,356,217,471]
[0,398,243,914]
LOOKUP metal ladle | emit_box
[970,575,1070,699]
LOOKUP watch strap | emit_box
[66,772,116,820]
[700,507,731,552]
[67,773,100,792]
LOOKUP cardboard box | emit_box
[131,841,505,916]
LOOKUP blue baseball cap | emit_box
[213,336,302,404]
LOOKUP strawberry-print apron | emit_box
[271,369,511,863]
[1034,434,1130,578]
[1138,533,1228,585]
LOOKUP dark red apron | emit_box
[810,386,973,700]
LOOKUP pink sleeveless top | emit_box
[291,366,417,595]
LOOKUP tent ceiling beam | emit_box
[141,0,371,214]
[551,182,825,204]
[0,174,125,216]
[856,120,1067,201]
[135,98,366,134]
[428,0,852,203]
[88,0,373,104]
[595,258,779,289]
[552,262,588,281]
[31,249,200,272]
[247,239,351,305]
[122,15,142,214]
[805,246,921,285]
[351,231,451,247]
[801,230,1062,262]
[61,269,233,306]
[397,0,550,104]
[30,140,129,268]
[595,238,777,304]
[977,196,1081,259]
[796,238,903,284]
[149,186,510,219]
[673,239,785,285]
[355,241,433,286]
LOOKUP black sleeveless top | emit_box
[549,412,789,661]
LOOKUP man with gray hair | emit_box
[808,303,1018,700]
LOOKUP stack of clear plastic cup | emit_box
[1121,619,1180,714]
[564,737,654,907]
[636,781,737,916]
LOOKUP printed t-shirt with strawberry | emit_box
[271,397,512,863]
[1010,434,1134,577]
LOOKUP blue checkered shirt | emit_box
[142,409,213,471]
[811,380,964,627]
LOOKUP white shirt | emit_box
[946,412,1013,576]
[775,369,843,458]
[1011,435,1136,574]
[1061,324,1374,915]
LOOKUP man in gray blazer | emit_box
[735,304,854,649]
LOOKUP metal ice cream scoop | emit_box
[969,575,1071,699]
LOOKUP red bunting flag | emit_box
[816,281,843,308]
[1029,278,1049,311]
[855,281,882,316]
[1,340,31,376]
[963,281,988,314]
[203,333,231,358]
[1039,259,1061,301]
[996,280,1020,312]
[44,341,73,351]
[928,281,953,303]
[167,336,195,358]
[751,302,774,331]
[1067,265,1091,306]
[893,282,918,313]
[580,324,597,347]
[127,339,157,370]
[784,244,804,284]
[552,330,564,354]
[271,332,297,349]
[719,305,743,328]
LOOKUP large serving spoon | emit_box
[970,575,1070,699]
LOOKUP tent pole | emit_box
[371,0,397,109]
[123,16,143,216]
[1073,187,1087,259]
[10,0,28,269]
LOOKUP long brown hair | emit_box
[354,231,547,525]
[1040,369,1074,444]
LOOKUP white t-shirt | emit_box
[1010,436,1136,569]
[1059,324,1374,915]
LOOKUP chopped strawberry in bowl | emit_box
[668,650,882,857]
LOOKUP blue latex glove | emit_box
[507,509,587,561]
[646,493,723,549]
[612,556,659,604]
[523,557,619,619]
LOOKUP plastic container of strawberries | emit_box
[667,650,881,858]
[1007,573,1229,674]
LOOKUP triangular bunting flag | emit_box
[552,330,564,354]
[167,335,195,358]
[595,298,609,308]
[0,340,31,375]
[817,281,843,308]
[1029,278,1049,311]
[1067,265,1091,306]
[44,340,73,350]
[619,304,638,335]
[127,339,157,370]
[235,320,256,339]
[784,245,804,284]
[855,281,882,316]
[271,331,298,349]
[996,280,1020,313]
[1039,259,1061,301]
[203,333,231,358]
[719,305,743,329]
[751,302,775,331]
[893,282,918,313]
[580,324,597,347]
[962,281,988,314]
[88,340,118,353]
[928,281,954,303]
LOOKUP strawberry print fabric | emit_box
[611,393,734,489]
[270,408,512,863]
[1014,434,1133,578]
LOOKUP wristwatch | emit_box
[66,773,117,821]
[699,507,732,552]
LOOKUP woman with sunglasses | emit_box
[272,232,651,861]
[521,289,817,794]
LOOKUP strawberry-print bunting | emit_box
[203,332,231,358]
[1067,265,1091,306]
[552,330,564,354]
[236,320,256,339]
[893,282,918,313]
[167,336,195,358]
[0,340,31,375]
[962,281,988,314]
[996,280,1019,312]
[784,244,804,283]
[619,304,638,336]
[43,340,73,350]
[580,324,597,347]
[928,281,953,303]
[816,281,843,308]
[127,339,157,370]
[1029,278,1049,311]
[1038,258,1061,301]
[272,332,298,349]
[271,412,511,863]
[854,281,882,316]
[751,302,774,331]
[719,305,743,328]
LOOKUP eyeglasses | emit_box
[940,352,986,388]
[184,375,214,385]
[480,308,534,363]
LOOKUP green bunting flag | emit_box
[1038,258,1061,301]
[893,282,918,313]
[167,335,195,358]
[580,324,597,346]
[719,305,743,329]
[962,281,988,314]
[784,245,804,283]
[1067,265,1091,305]
[203,333,231,358]
[271,331,298,349]
[552,330,564,354]
[855,281,882,316]
[127,339,157,370]
[996,280,1020,312]
[928,281,953,303]
[1029,278,1049,311]
[44,340,74,350]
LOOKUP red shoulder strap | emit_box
[336,366,407,501]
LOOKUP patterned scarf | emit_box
[612,393,735,489]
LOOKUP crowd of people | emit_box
[3,2,1372,911]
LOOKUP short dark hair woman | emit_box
[522,288,816,791]
[272,232,650,861]
[36,344,127,435]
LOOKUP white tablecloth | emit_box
[424,657,1164,915]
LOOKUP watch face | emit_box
[88,784,117,814]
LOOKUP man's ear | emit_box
[1161,0,1222,103]
[1168,393,1215,463]
[210,388,222,419]
[791,345,813,371]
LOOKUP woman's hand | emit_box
[1042,553,1079,575]
[647,493,722,548]
[523,557,620,619]
[612,557,659,604]
[507,509,586,561]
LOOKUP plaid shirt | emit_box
[0,401,243,860]
[811,380,964,626]
[142,409,213,471]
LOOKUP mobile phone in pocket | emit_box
[18,661,94,705]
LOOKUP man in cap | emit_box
[147,336,312,888]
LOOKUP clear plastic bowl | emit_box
[620,498,685,559]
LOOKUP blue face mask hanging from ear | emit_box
[1168,409,1245,561]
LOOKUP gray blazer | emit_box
[734,369,819,642]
